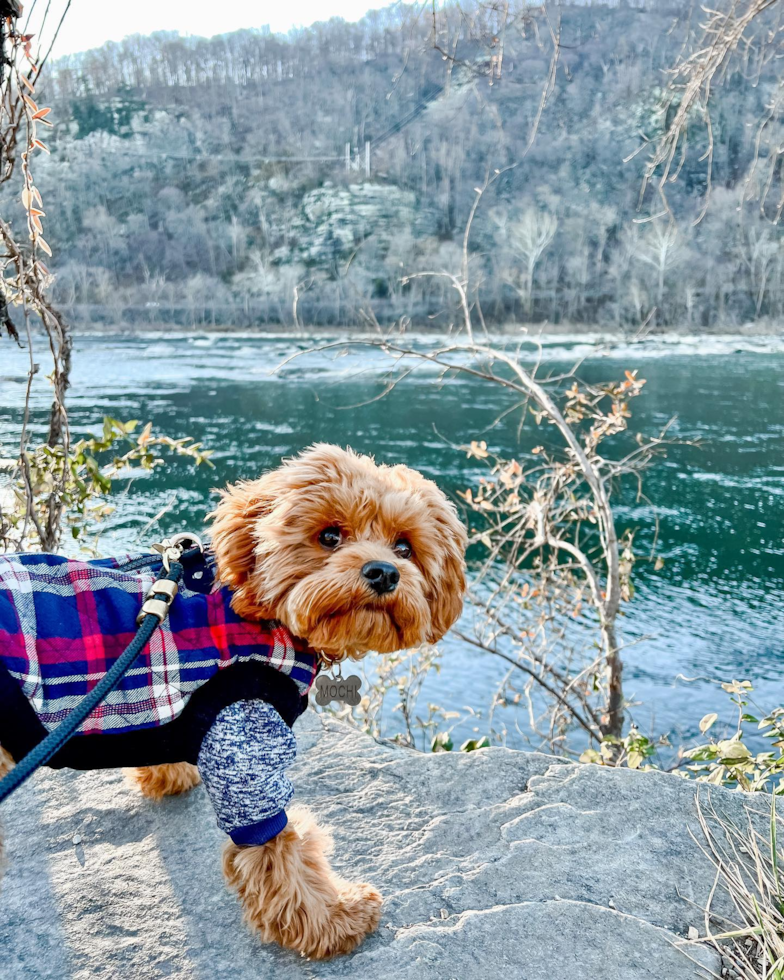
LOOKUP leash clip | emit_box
[150,532,203,573]
[137,531,202,624]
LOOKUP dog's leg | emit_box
[126,763,201,801]
[222,805,382,960]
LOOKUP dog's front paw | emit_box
[315,880,383,959]
[222,812,383,960]
[126,763,201,801]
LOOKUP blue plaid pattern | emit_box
[0,551,318,735]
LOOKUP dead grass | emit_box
[679,793,784,980]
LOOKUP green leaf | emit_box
[706,766,727,785]
[718,740,752,762]
[431,732,453,753]
[459,736,490,753]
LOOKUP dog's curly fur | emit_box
[223,805,383,959]
[125,762,201,800]
[0,444,467,959]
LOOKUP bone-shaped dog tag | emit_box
[315,674,362,707]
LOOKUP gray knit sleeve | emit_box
[196,699,296,846]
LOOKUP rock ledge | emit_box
[1,713,751,979]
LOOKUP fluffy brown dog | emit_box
[1,444,466,960]
[136,444,466,957]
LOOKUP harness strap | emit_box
[0,560,184,805]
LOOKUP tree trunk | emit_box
[42,314,72,552]
[600,620,624,739]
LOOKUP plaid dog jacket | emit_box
[0,550,320,846]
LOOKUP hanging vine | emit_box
[0,2,74,552]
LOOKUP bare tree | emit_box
[738,224,779,316]
[495,208,558,318]
[284,321,670,752]
[633,220,682,315]
[644,0,784,222]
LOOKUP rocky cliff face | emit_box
[0,713,750,979]
[284,182,429,266]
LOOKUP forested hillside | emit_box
[22,0,784,330]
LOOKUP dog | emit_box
[0,444,467,959]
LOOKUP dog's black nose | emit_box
[361,561,400,595]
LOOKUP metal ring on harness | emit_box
[0,533,201,806]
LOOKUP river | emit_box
[1,332,782,755]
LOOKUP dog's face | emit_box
[209,444,467,658]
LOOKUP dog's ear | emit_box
[427,501,467,643]
[209,477,279,619]
[209,447,343,621]
[411,481,467,644]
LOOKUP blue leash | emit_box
[0,559,184,805]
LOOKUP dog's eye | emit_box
[393,538,412,560]
[318,526,343,549]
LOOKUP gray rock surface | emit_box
[286,182,432,264]
[0,712,753,979]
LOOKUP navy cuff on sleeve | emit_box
[229,810,288,847]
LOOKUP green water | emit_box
[1,333,782,750]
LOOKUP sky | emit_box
[25,0,381,61]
